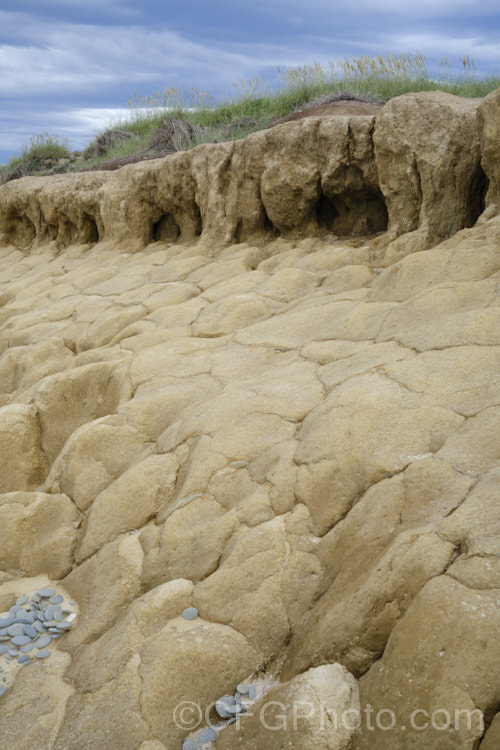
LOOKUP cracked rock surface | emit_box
[0,89,499,749]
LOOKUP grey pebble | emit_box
[33,621,47,633]
[216,696,236,719]
[31,594,41,603]
[35,649,51,659]
[8,649,18,657]
[11,636,30,646]
[49,595,63,604]
[17,655,30,664]
[181,607,198,621]
[199,727,217,743]
[37,589,55,598]
[0,616,13,628]
[228,703,245,715]
[20,644,34,653]
[24,624,37,638]
[182,740,199,750]
[0,644,9,655]
[53,611,65,622]
[237,683,249,694]
[13,614,33,624]
[45,605,62,620]
[248,686,257,700]
[55,621,73,630]
[7,624,25,637]
[16,595,28,606]
[36,635,52,649]
[0,686,7,698]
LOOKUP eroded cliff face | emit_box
[0,89,498,750]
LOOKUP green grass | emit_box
[3,53,499,180]
[79,53,498,168]
[124,53,499,127]
[0,133,72,184]
[21,133,71,160]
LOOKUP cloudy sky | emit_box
[0,0,499,164]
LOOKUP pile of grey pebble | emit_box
[182,681,264,750]
[0,588,76,698]
[179,605,270,749]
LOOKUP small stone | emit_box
[53,611,65,622]
[16,595,28,606]
[181,607,198,621]
[33,621,47,634]
[37,589,55,598]
[227,703,244,715]
[216,696,236,719]
[44,605,62,620]
[0,616,13,628]
[11,636,30,646]
[23,624,37,638]
[36,635,52,649]
[35,649,51,659]
[31,594,41,603]
[0,645,9,655]
[237,683,249,694]
[8,649,18,657]
[182,740,199,750]
[0,686,7,698]
[67,613,76,622]
[199,727,217,743]
[7,624,25,637]
[20,644,34,653]
[248,686,257,700]
[49,595,63,604]
[17,655,30,664]
[13,614,33,624]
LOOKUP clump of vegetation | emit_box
[2,53,499,181]
[21,133,71,160]
[0,133,73,185]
